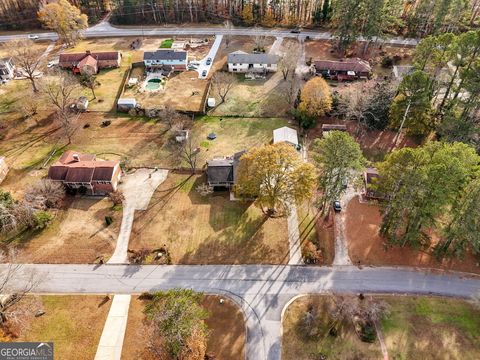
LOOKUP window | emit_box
[233,63,237,66]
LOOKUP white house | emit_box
[227,51,279,73]
[273,126,298,147]
[143,50,188,71]
[0,58,14,80]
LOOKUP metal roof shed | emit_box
[273,126,298,146]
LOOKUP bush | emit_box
[109,191,125,206]
[33,211,52,230]
[381,56,394,68]
[360,322,376,343]
[25,179,65,210]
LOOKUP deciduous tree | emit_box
[236,143,316,217]
[5,40,44,92]
[212,72,237,104]
[297,77,332,127]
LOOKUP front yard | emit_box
[282,295,480,360]
[129,173,289,264]
[122,294,245,359]
[5,296,110,360]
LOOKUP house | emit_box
[0,57,14,80]
[227,51,279,73]
[206,151,246,188]
[0,157,8,184]
[273,126,298,147]
[363,168,385,200]
[313,58,371,81]
[143,50,188,71]
[48,150,121,195]
[58,51,121,75]
[117,98,137,112]
[321,124,347,137]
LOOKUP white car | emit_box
[28,34,39,40]
[47,61,56,68]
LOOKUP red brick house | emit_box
[58,51,121,75]
[48,151,121,195]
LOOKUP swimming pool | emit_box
[145,78,162,91]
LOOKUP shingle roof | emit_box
[314,59,371,73]
[59,51,119,63]
[77,54,97,68]
[227,51,279,65]
[143,50,188,61]
[207,164,234,184]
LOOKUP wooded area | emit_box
[1,0,479,37]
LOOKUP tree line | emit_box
[1,0,479,39]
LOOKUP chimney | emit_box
[86,50,91,55]
[72,154,80,162]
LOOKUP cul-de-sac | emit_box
[0,1,479,359]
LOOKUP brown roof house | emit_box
[313,58,371,81]
[48,150,121,195]
[363,167,386,200]
[206,151,246,188]
[59,51,121,75]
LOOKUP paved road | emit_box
[7,264,480,360]
[0,21,419,46]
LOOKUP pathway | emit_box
[332,185,357,266]
[108,168,168,264]
[287,204,302,265]
[8,264,480,360]
[269,37,284,55]
[94,295,131,360]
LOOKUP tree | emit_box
[279,42,300,80]
[38,0,88,46]
[297,77,332,128]
[5,40,44,92]
[363,80,396,130]
[236,143,316,217]
[241,3,254,26]
[212,72,237,104]
[312,131,365,215]
[435,179,480,258]
[15,93,40,122]
[376,142,480,248]
[389,70,434,138]
[178,137,199,173]
[24,179,65,210]
[81,73,99,99]
[145,289,209,360]
[41,71,81,144]
[0,190,37,236]
[332,0,362,54]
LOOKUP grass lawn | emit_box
[130,173,289,264]
[160,39,173,48]
[8,296,110,360]
[2,197,121,264]
[282,295,480,360]
[122,294,245,360]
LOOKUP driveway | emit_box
[108,168,168,264]
[333,185,357,265]
[195,34,223,79]
[8,264,480,360]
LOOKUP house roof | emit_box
[314,58,371,73]
[322,124,347,131]
[273,126,298,145]
[77,54,97,68]
[143,50,188,61]
[227,51,279,65]
[48,151,118,183]
[364,168,380,184]
[207,150,246,184]
[59,51,119,64]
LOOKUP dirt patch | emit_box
[4,295,110,360]
[122,294,245,360]
[130,173,289,264]
[6,197,121,264]
[346,196,480,274]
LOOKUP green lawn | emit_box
[160,39,173,48]
[283,295,480,360]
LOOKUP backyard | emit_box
[282,295,480,360]
[129,173,290,264]
[5,296,110,360]
[122,294,245,359]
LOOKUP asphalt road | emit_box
[0,21,419,46]
[6,264,480,360]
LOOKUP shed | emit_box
[363,167,386,200]
[273,126,298,147]
[117,98,137,112]
[77,96,89,111]
[207,98,216,107]
[0,157,8,184]
[321,124,347,137]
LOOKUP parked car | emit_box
[201,70,207,77]
[290,28,301,34]
[333,200,342,212]
[27,34,39,40]
[206,58,212,65]
[47,61,56,68]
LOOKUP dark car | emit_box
[333,201,342,212]
[202,70,207,77]
[290,28,301,34]
[206,57,212,65]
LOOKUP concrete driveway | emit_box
[108,168,168,264]
[195,34,223,79]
